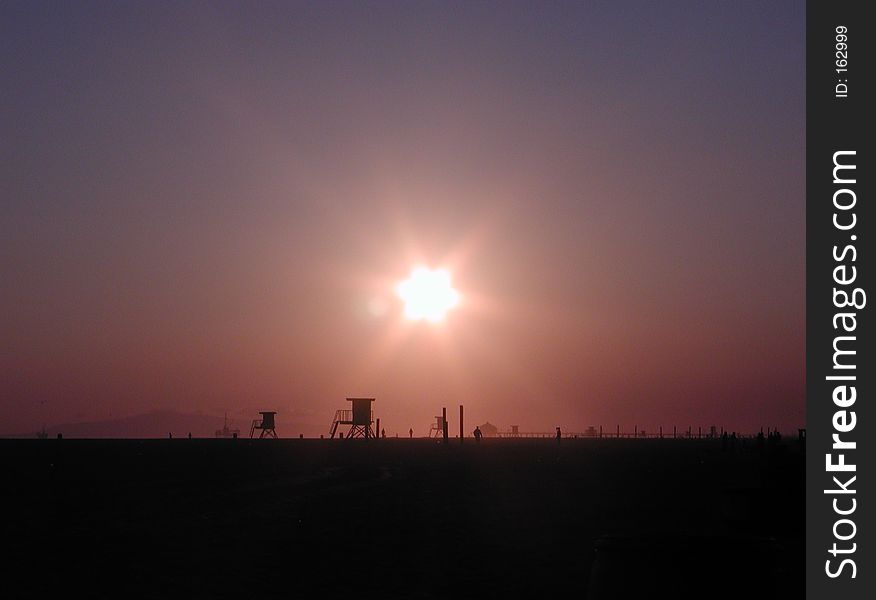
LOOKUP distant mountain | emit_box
[31,410,312,439]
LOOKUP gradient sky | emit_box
[1,1,804,436]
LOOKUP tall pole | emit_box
[459,405,464,443]
[442,407,448,444]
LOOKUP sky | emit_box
[1,1,805,436]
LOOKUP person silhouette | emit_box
[409,428,413,438]
[556,426,562,443]
[473,426,482,442]
[381,428,386,438]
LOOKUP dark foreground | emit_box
[2,438,803,598]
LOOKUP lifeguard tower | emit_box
[250,411,278,439]
[329,398,375,439]
[428,415,446,438]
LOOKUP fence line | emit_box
[493,428,777,440]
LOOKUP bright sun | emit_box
[396,267,460,322]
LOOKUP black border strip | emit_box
[806,1,871,597]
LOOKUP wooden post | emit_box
[634,425,637,438]
[376,418,380,440]
[673,425,676,439]
[459,405,464,443]
[442,407,448,443]
[616,425,620,438]
[660,426,663,438]
[599,425,603,438]
[698,426,701,439]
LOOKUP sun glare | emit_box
[396,267,460,322]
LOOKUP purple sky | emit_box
[1,1,804,436]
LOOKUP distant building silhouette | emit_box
[215,413,241,438]
[478,422,498,438]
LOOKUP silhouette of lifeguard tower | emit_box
[250,411,278,439]
[329,398,375,438]
[428,415,446,438]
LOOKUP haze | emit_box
[1,1,804,436]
